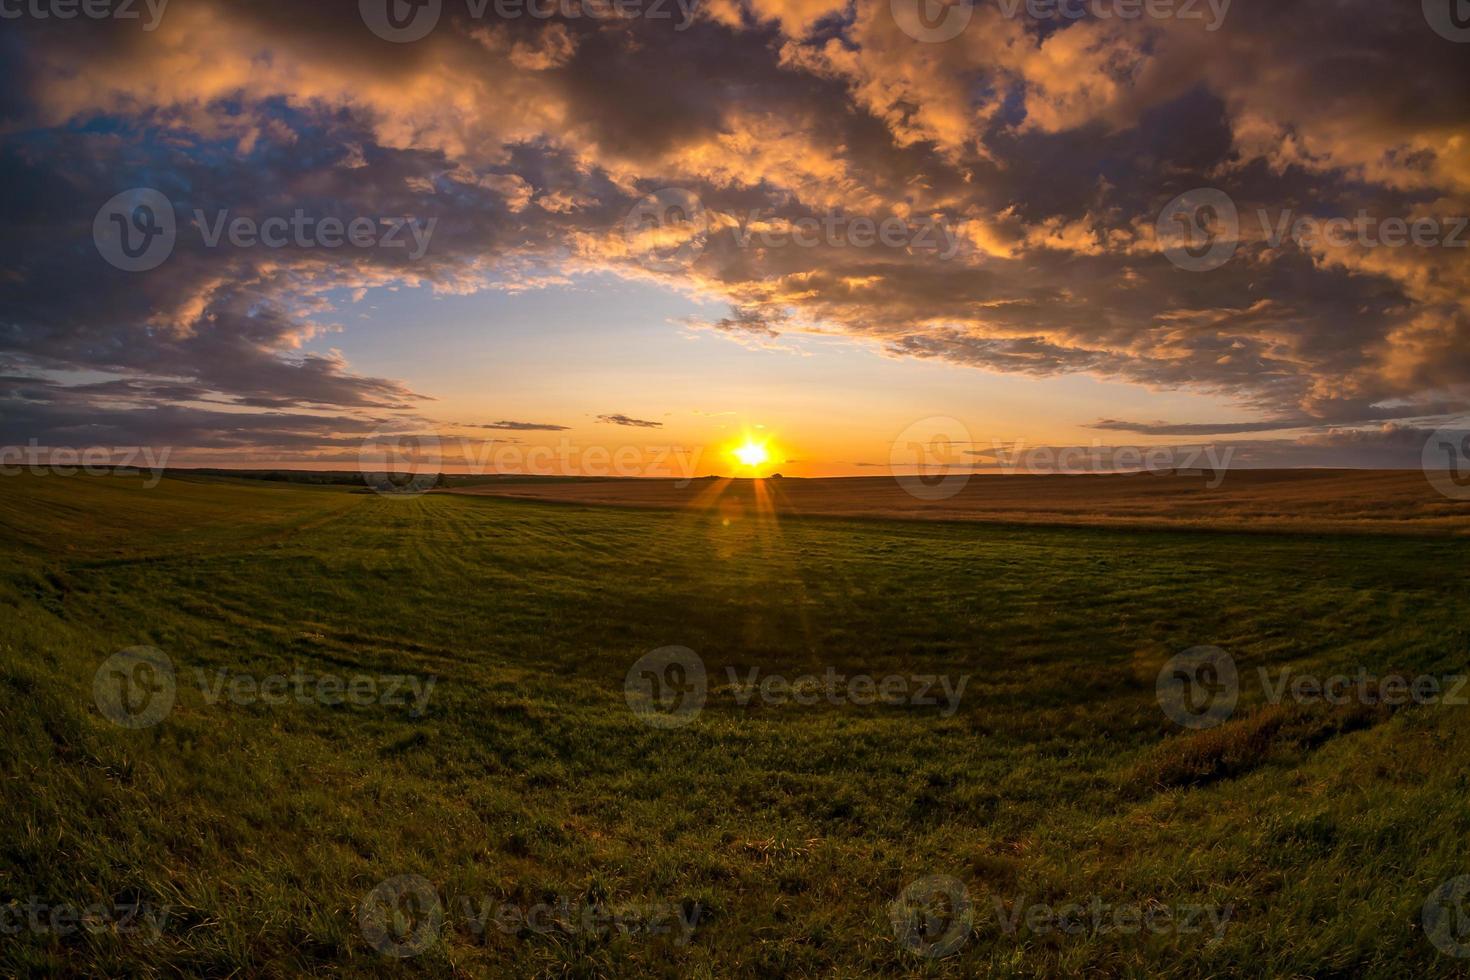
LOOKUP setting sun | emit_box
[732,440,770,469]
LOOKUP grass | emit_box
[3,472,1470,976]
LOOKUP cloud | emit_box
[0,0,1466,460]
[680,305,800,351]
[597,414,664,428]
[471,420,570,431]
[1088,418,1317,436]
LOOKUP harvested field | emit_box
[447,469,1470,535]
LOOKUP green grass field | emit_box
[5,473,1470,976]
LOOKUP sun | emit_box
[732,440,770,469]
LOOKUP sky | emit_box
[1,0,1468,477]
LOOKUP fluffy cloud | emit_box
[1,0,1467,462]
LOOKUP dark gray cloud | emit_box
[471,420,570,431]
[597,414,663,428]
[0,0,1466,462]
[1089,418,1317,436]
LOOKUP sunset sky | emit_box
[2,0,1467,475]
